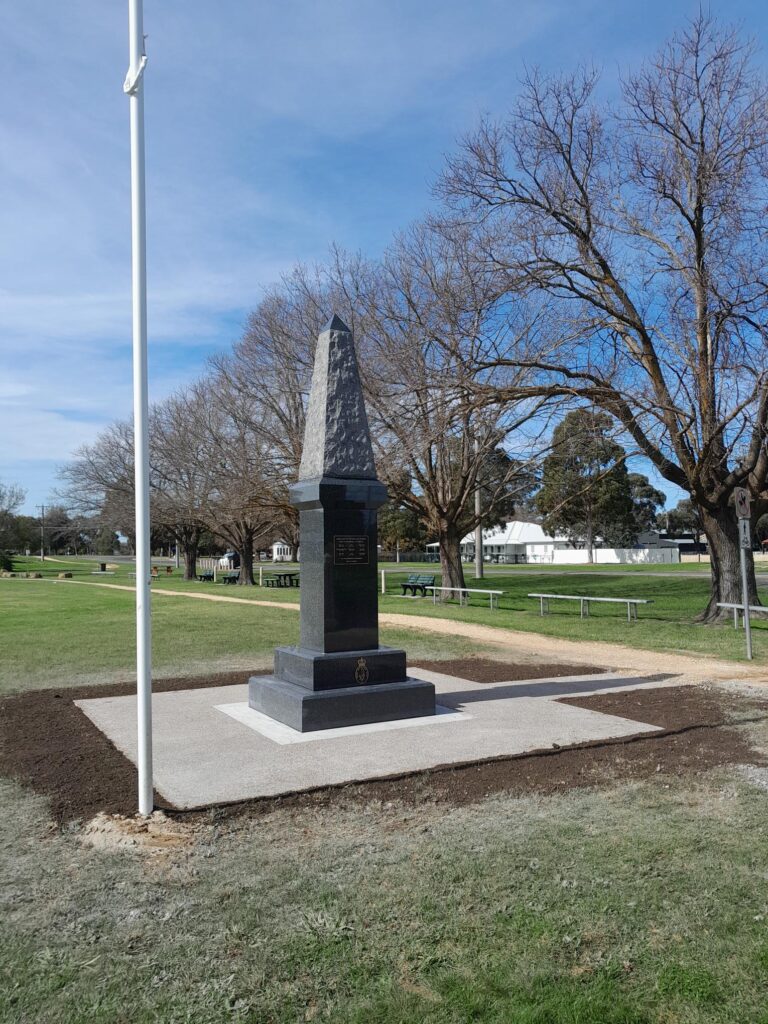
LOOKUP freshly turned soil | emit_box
[1,666,765,825]
[0,671,261,824]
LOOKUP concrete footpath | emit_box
[76,668,668,810]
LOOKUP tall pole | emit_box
[474,439,484,579]
[739,543,753,661]
[125,0,153,815]
[36,504,45,561]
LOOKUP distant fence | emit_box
[378,551,438,563]
[540,547,680,565]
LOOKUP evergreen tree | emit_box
[628,473,666,537]
[377,502,427,555]
[536,410,636,561]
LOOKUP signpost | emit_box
[734,487,753,660]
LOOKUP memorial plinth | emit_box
[249,316,435,731]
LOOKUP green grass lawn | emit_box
[8,554,765,663]
[0,575,484,695]
[4,762,768,1023]
[375,571,768,662]
[99,558,767,663]
[5,559,768,1021]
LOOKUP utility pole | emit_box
[36,504,45,561]
[474,438,484,579]
[124,0,153,815]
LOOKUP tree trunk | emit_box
[698,506,759,621]
[438,523,466,598]
[182,536,198,581]
[237,533,255,586]
[585,519,594,564]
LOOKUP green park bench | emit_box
[196,570,214,582]
[219,570,240,584]
[400,573,436,597]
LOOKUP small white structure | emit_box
[271,541,294,562]
[426,519,680,565]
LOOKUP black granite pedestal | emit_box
[249,668,435,732]
[248,315,436,732]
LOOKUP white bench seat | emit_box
[528,592,652,622]
[716,601,768,628]
[426,585,503,610]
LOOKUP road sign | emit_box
[734,487,751,520]
[739,517,753,550]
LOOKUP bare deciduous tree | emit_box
[194,379,282,584]
[59,420,136,542]
[441,13,768,618]
[150,391,220,580]
[350,226,547,592]
[0,480,26,549]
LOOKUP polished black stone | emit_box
[252,316,436,732]
[248,675,436,732]
[274,645,406,691]
[291,477,387,653]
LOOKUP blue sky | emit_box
[2,0,765,514]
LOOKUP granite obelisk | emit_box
[248,315,436,731]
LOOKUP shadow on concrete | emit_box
[439,674,677,708]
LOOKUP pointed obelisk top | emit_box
[298,316,378,481]
[323,313,350,333]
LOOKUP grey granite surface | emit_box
[298,315,377,481]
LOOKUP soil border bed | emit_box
[1,668,765,825]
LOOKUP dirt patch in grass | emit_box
[0,670,264,823]
[412,658,605,682]
[2,670,766,825]
[560,683,738,730]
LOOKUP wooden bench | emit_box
[426,585,503,610]
[220,570,240,584]
[197,570,214,582]
[528,592,652,622]
[400,573,436,597]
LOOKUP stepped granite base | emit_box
[248,667,436,733]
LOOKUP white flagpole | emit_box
[125,0,153,815]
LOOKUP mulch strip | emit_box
[1,667,766,826]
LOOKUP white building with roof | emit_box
[426,520,679,565]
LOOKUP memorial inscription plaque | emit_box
[334,535,369,565]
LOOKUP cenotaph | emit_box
[248,315,436,731]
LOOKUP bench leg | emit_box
[539,597,545,616]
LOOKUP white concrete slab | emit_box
[215,702,467,744]
[75,669,663,810]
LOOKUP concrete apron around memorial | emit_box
[248,316,436,731]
